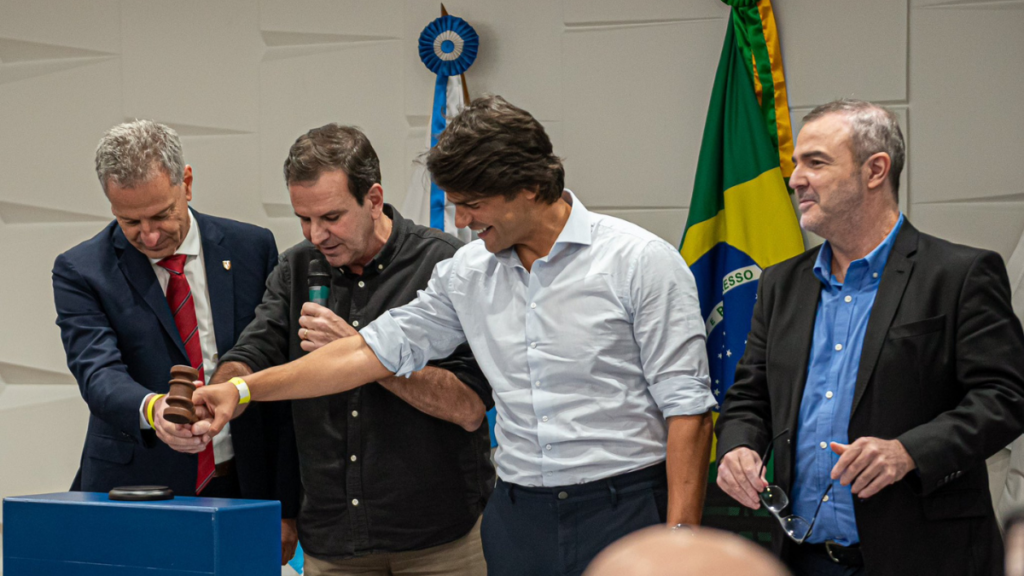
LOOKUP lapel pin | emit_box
[223,260,232,270]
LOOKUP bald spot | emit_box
[584,527,790,576]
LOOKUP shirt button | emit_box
[530,342,537,349]
[352,320,360,327]
[826,391,834,399]
[558,491,569,500]
[835,344,843,351]
[823,495,830,502]
[351,499,359,506]
[358,281,365,288]
[351,410,359,417]
[844,296,852,303]
[820,442,827,449]
[350,455,357,462]
[378,264,384,270]
[542,416,549,422]
[872,272,878,278]
[545,444,552,451]
[534,381,541,388]
[531,302,537,309]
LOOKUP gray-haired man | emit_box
[52,120,301,564]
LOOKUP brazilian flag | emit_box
[680,0,804,542]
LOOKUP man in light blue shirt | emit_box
[196,96,717,576]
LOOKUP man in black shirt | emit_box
[212,124,494,575]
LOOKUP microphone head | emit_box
[308,258,329,287]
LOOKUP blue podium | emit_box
[3,492,280,575]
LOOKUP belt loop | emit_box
[607,480,618,508]
[507,483,516,505]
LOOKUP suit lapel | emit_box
[197,212,235,356]
[113,227,188,360]
[785,257,824,433]
[851,224,919,416]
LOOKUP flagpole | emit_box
[440,4,471,106]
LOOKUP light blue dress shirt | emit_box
[361,191,718,486]
[792,213,905,545]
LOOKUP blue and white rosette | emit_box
[418,15,479,229]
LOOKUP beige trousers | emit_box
[304,516,486,576]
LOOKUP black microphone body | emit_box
[308,259,330,306]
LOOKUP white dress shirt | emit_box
[139,208,233,464]
[362,191,716,486]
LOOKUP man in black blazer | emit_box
[715,100,1024,576]
[52,120,300,563]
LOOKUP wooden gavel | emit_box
[163,365,200,425]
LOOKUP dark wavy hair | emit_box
[283,124,381,205]
[426,95,564,204]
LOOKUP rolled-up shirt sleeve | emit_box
[361,257,468,377]
[630,240,718,417]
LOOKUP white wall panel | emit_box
[774,0,908,107]
[600,207,689,248]
[259,41,407,218]
[911,202,1024,260]
[562,19,724,210]
[0,0,120,54]
[908,3,1024,204]
[0,59,123,218]
[563,0,728,25]
[121,0,262,132]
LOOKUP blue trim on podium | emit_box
[3,492,280,575]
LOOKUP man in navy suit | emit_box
[52,120,300,563]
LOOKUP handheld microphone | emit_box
[308,259,330,306]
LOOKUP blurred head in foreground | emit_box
[585,527,790,576]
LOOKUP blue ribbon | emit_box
[429,74,449,230]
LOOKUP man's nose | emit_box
[310,220,330,244]
[454,205,471,229]
[139,223,161,248]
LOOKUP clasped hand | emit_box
[151,391,216,453]
[717,436,916,509]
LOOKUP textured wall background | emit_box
[1,0,1022,544]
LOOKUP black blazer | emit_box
[716,221,1024,576]
[53,210,299,516]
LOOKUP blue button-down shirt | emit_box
[360,191,717,486]
[791,213,904,545]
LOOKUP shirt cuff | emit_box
[649,375,718,418]
[361,312,417,377]
[139,393,155,430]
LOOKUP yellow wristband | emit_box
[229,377,251,405]
[146,394,166,429]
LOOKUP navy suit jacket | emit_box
[53,209,299,516]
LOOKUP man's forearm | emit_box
[246,334,393,401]
[210,361,254,384]
[378,367,486,431]
[666,411,713,525]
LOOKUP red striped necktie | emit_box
[157,254,215,494]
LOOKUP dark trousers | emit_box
[788,545,866,576]
[480,463,667,576]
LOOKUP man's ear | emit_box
[183,165,194,202]
[863,153,891,192]
[366,183,385,216]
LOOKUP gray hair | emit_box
[803,99,905,202]
[95,120,185,193]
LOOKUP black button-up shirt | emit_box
[222,205,494,559]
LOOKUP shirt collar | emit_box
[813,212,905,288]
[493,190,592,270]
[356,203,403,275]
[149,207,201,264]
[553,190,593,248]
